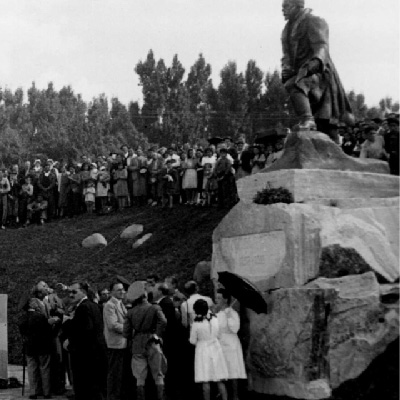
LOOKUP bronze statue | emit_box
[281,0,354,133]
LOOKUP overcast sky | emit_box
[0,0,398,107]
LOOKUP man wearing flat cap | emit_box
[281,0,354,133]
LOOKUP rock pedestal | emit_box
[211,130,400,399]
[247,273,398,399]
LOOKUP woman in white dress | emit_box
[190,299,228,400]
[216,288,247,400]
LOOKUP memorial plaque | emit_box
[220,231,286,279]
[0,294,7,380]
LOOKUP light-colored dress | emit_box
[217,308,247,379]
[182,158,198,189]
[189,314,229,383]
[113,168,129,197]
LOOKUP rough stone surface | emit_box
[212,201,399,291]
[120,224,144,239]
[261,130,389,174]
[247,287,336,399]
[132,233,152,249]
[82,233,107,248]
[305,197,400,209]
[193,261,211,283]
[246,273,399,398]
[306,273,399,389]
[237,169,400,204]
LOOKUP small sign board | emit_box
[0,294,7,380]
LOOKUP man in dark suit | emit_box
[153,283,181,397]
[63,282,107,400]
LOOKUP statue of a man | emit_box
[281,0,354,133]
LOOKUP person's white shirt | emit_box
[181,293,214,328]
[201,155,217,168]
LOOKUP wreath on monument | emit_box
[253,182,294,205]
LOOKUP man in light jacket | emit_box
[103,282,127,400]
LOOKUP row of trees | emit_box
[0,50,398,165]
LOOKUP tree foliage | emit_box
[0,50,396,166]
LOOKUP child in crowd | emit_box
[96,166,110,212]
[83,181,96,214]
[26,195,48,226]
[8,174,20,225]
[19,177,34,224]
[204,164,217,207]
[190,299,229,400]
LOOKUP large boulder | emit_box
[120,224,144,239]
[82,233,107,248]
[261,130,389,174]
[212,200,399,290]
[246,273,399,399]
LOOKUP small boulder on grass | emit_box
[82,233,107,248]
[121,224,144,239]
[132,233,152,249]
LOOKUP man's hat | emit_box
[126,281,146,302]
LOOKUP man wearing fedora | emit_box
[123,281,167,400]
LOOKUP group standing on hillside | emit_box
[19,276,247,400]
[1,115,398,230]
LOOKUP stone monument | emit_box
[211,1,399,398]
[0,295,7,381]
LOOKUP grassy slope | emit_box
[3,205,229,364]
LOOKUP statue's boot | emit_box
[136,386,145,400]
[290,91,317,131]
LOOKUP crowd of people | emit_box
[1,115,398,230]
[19,276,246,400]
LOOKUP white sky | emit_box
[0,0,398,108]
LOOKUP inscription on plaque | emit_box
[221,231,286,278]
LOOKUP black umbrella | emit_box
[207,136,223,145]
[218,271,268,314]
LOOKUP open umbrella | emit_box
[207,136,223,146]
[218,271,268,314]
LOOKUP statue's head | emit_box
[282,0,304,21]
